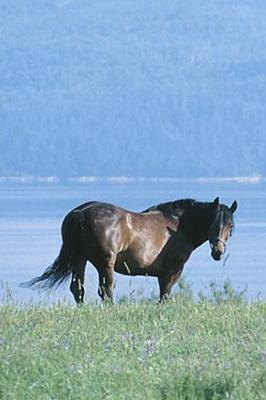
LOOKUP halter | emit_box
[209,236,227,253]
[208,206,228,254]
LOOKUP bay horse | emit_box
[22,197,237,302]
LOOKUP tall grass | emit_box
[0,286,265,399]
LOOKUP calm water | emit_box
[0,180,265,304]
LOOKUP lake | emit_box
[0,178,265,304]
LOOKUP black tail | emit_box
[21,211,84,290]
[21,244,73,289]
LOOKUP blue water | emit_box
[0,180,265,304]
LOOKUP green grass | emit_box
[0,287,266,400]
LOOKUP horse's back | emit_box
[71,201,166,227]
[64,201,166,248]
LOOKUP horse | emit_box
[22,197,237,302]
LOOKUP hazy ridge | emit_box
[1,1,265,177]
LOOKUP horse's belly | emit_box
[114,252,160,277]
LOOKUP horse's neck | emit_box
[180,205,211,249]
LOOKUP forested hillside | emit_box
[1,1,265,177]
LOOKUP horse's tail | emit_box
[21,210,84,290]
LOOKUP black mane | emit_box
[142,198,235,228]
[143,198,212,219]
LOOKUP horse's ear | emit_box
[230,200,237,214]
[213,197,219,210]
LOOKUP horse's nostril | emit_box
[209,237,226,255]
[211,249,221,261]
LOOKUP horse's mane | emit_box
[143,198,234,227]
[142,198,201,219]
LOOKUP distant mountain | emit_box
[1,1,265,177]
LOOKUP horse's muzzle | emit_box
[211,249,222,261]
[209,237,226,261]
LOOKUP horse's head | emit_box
[208,197,237,261]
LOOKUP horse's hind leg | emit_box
[98,268,114,302]
[70,257,87,304]
[96,254,116,302]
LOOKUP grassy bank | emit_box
[0,289,265,400]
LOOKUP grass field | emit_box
[0,285,265,400]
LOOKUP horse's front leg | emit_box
[158,269,183,302]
